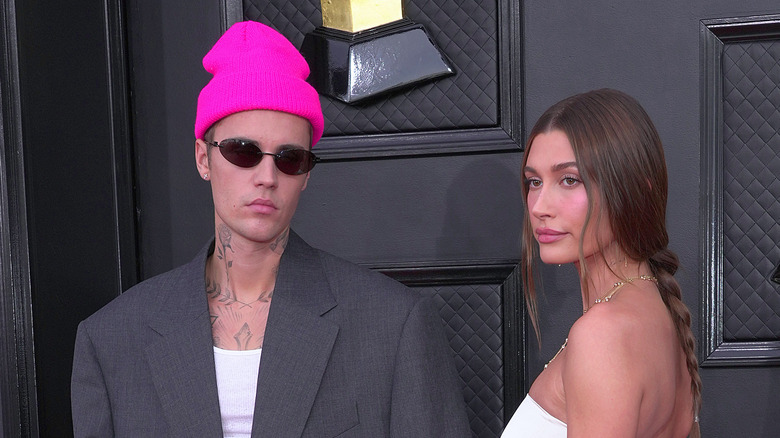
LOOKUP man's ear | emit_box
[301,172,310,191]
[195,139,210,177]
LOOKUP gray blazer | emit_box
[71,232,471,437]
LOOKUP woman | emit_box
[502,89,701,437]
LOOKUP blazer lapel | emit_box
[144,243,224,437]
[251,232,339,438]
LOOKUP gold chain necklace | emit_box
[544,337,568,369]
[584,275,657,313]
[544,275,657,369]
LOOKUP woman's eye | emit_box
[562,176,580,186]
[524,178,542,188]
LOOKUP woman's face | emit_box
[524,130,613,266]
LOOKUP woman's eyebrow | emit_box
[552,161,578,172]
[524,161,578,174]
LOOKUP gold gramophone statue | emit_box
[301,0,455,104]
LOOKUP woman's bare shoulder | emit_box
[562,286,682,437]
[570,283,671,351]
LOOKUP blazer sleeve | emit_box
[71,322,114,437]
[389,295,472,437]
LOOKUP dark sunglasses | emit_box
[206,139,320,175]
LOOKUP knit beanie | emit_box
[195,21,324,146]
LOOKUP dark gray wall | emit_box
[126,0,219,277]
[293,153,524,265]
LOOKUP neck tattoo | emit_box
[544,275,658,370]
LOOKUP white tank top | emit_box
[213,346,262,438]
[501,394,567,437]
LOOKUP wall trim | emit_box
[0,0,39,434]
[104,0,140,292]
[699,14,780,367]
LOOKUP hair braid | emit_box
[649,248,702,437]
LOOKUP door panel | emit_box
[6,0,134,435]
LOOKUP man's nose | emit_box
[252,154,279,187]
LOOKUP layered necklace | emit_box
[544,275,658,369]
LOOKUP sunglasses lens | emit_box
[219,139,261,168]
[214,139,318,174]
[275,149,311,175]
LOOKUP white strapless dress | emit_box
[501,394,567,437]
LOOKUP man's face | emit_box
[195,109,312,249]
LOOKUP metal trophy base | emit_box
[302,19,455,104]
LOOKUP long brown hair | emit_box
[520,89,701,435]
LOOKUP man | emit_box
[71,20,470,437]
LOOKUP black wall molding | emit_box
[699,14,780,367]
[0,0,39,435]
[105,0,140,292]
[375,259,518,286]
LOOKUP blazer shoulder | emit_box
[314,248,421,305]
[80,254,202,328]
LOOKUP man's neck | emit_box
[206,224,289,304]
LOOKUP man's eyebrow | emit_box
[225,138,308,151]
[277,143,308,151]
[523,161,578,173]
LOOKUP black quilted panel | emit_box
[721,39,780,341]
[418,284,503,438]
[243,0,498,137]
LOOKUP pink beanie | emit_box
[195,21,324,146]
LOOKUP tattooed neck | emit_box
[206,224,284,304]
[206,224,283,350]
[214,223,234,283]
[205,278,273,309]
[206,223,278,305]
[269,228,289,255]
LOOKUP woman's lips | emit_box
[536,227,566,244]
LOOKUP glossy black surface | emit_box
[302,19,454,104]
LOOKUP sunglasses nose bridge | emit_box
[251,150,281,185]
[252,150,281,167]
[261,150,288,170]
